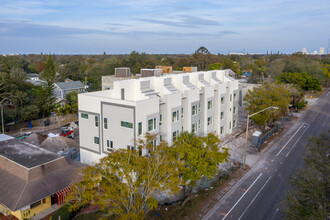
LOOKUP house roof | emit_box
[0,138,83,211]
[26,73,39,78]
[54,81,85,90]
[0,139,61,168]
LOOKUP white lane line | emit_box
[223,173,263,220]
[276,123,305,156]
[286,124,310,157]
[238,176,272,220]
[270,208,279,220]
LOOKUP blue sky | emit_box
[0,0,329,54]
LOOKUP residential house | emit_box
[53,81,86,100]
[0,134,82,220]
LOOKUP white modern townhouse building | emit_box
[78,70,240,165]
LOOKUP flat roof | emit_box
[0,139,61,168]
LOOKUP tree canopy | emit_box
[283,132,330,219]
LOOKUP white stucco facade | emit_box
[78,70,240,165]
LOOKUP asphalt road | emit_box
[203,89,330,220]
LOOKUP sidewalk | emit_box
[31,204,59,220]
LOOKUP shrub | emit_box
[51,204,76,220]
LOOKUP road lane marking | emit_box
[270,208,279,220]
[222,173,263,220]
[286,124,310,157]
[238,176,272,220]
[276,123,305,156]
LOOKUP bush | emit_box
[297,99,307,109]
[51,204,76,220]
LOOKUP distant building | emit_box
[302,48,307,54]
[0,135,81,220]
[320,47,325,55]
[313,50,318,55]
[155,66,173,74]
[26,73,46,86]
[53,80,86,99]
[183,67,198,73]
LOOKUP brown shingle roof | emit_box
[0,139,83,211]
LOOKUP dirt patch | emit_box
[147,167,249,220]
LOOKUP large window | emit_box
[181,108,184,118]
[121,121,133,129]
[81,113,88,119]
[94,137,99,144]
[172,131,177,142]
[221,126,224,134]
[234,93,237,100]
[233,107,236,114]
[221,97,225,104]
[95,116,99,127]
[221,111,224,119]
[138,122,142,135]
[208,100,213,110]
[233,120,236,128]
[148,119,153,131]
[104,118,108,129]
[192,123,196,133]
[192,105,197,115]
[172,111,179,122]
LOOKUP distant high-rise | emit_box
[313,50,318,55]
[302,48,307,54]
[320,47,324,55]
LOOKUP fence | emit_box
[5,114,78,134]
[256,114,292,151]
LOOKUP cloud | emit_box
[137,15,221,28]
[0,20,235,39]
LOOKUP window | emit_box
[172,111,179,122]
[198,103,201,112]
[107,140,113,150]
[95,116,99,127]
[208,116,213,126]
[30,200,41,209]
[233,107,236,114]
[127,146,135,150]
[221,126,224,134]
[221,97,224,104]
[181,108,184,118]
[104,118,108,129]
[160,135,162,141]
[138,122,142,135]
[153,118,156,129]
[121,121,133,129]
[234,93,237,100]
[42,198,46,204]
[221,112,224,119]
[230,94,232,102]
[229,122,232,129]
[121,88,125,100]
[148,119,153,131]
[81,113,88,119]
[172,111,177,122]
[192,124,195,133]
[192,105,196,115]
[94,137,99,144]
[233,120,236,128]
[198,120,201,129]
[159,114,162,126]
[208,100,213,110]
[173,131,177,141]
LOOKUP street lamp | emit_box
[243,106,278,168]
